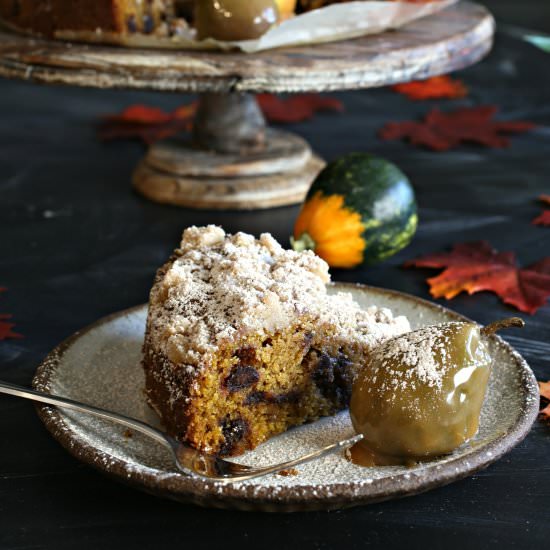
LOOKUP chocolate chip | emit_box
[12,0,21,17]
[234,347,257,365]
[127,15,138,33]
[143,14,154,34]
[272,390,302,405]
[219,417,248,456]
[262,337,273,347]
[244,389,301,405]
[174,1,194,20]
[224,365,259,393]
[244,390,266,405]
[310,350,353,407]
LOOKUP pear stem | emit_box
[481,317,525,337]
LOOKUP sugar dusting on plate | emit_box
[38,285,532,497]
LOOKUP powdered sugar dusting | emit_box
[147,226,409,367]
[370,323,465,393]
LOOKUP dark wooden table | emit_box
[1,3,549,548]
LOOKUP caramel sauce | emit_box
[349,322,493,468]
[346,441,418,468]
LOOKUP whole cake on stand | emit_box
[0,1,495,209]
[0,1,177,37]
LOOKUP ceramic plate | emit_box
[33,284,539,512]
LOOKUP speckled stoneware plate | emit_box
[33,284,539,512]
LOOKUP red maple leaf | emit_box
[99,103,197,144]
[540,381,550,422]
[405,241,550,315]
[532,195,550,227]
[392,75,468,100]
[533,210,550,227]
[99,94,344,144]
[257,93,344,123]
[379,106,536,151]
[0,314,22,341]
[0,288,23,341]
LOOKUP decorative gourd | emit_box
[276,0,297,18]
[291,153,418,268]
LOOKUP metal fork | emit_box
[0,380,362,483]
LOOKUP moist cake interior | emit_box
[145,321,357,456]
[143,226,410,456]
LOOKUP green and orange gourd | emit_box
[291,153,418,268]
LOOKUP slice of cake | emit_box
[0,0,176,38]
[143,226,410,456]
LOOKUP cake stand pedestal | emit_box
[134,92,325,209]
[0,1,494,210]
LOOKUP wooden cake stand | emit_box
[0,2,494,210]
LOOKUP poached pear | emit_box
[349,318,524,466]
[195,0,279,41]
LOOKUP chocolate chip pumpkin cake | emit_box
[0,0,177,38]
[143,226,410,456]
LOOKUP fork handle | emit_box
[0,380,171,449]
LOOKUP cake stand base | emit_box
[132,93,325,210]
[133,153,324,210]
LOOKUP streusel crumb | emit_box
[143,226,410,456]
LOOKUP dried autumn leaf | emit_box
[0,314,22,341]
[99,103,197,144]
[257,93,344,123]
[533,210,550,227]
[107,105,173,124]
[532,195,550,227]
[540,381,550,422]
[392,76,468,100]
[99,94,344,144]
[379,106,536,151]
[405,241,550,314]
[0,288,22,341]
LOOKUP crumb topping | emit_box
[147,226,410,366]
[367,323,466,394]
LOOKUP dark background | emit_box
[483,0,550,32]
[1,1,549,549]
